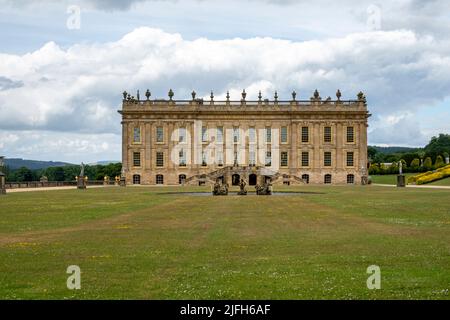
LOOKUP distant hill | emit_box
[4,158,74,170]
[370,146,420,154]
[88,160,121,166]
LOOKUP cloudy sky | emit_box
[1,0,450,163]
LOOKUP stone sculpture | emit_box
[237,178,247,195]
[213,180,228,196]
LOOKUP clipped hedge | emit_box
[409,164,450,185]
[408,171,433,184]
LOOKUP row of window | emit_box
[133,126,355,144]
[132,151,355,167]
[132,174,356,185]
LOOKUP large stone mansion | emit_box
[119,89,370,186]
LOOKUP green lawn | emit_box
[429,177,450,186]
[370,173,415,185]
[370,174,450,186]
[0,186,449,299]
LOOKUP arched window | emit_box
[133,174,141,185]
[324,174,332,184]
[156,174,164,185]
[347,174,355,184]
[179,174,186,185]
[249,174,257,186]
[232,174,240,186]
[302,174,310,184]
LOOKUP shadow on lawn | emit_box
[157,191,325,196]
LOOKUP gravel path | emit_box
[6,185,105,193]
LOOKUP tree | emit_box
[410,158,420,171]
[369,163,381,175]
[14,167,34,182]
[54,167,65,181]
[424,134,450,160]
[401,152,421,166]
[367,146,378,161]
[423,157,433,171]
[388,162,398,174]
[435,155,444,168]
[4,165,15,181]
[43,166,66,181]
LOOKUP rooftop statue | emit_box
[313,89,320,99]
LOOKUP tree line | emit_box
[368,134,450,175]
[3,163,122,182]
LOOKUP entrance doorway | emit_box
[249,174,257,186]
[232,174,240,186]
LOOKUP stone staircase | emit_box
[269,172,307,185]
[183,166,306,186]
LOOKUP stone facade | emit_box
[119,90,370,186]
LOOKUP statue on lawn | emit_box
[237,178,247,195]
[77,162,87,189]
[213,179,228,196]
[80,162,85,177]
[255,180,272,195]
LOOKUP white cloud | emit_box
[369,112,428,147]
[0,130,120,163]
[1,26,450,160]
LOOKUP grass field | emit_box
[429,177,450,186]
[370,174,450,186]
[370,174,415,185]
[0,185,449,299]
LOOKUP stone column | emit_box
[0,156,6,195]
[121,121,129,181]
[359,121,368,184]
[0,172,5,195]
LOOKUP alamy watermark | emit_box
[167,120,281,171]
[367,4,382,31]
[66,5,81,30]
[366,265,381,290]
[66,265,81,290]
